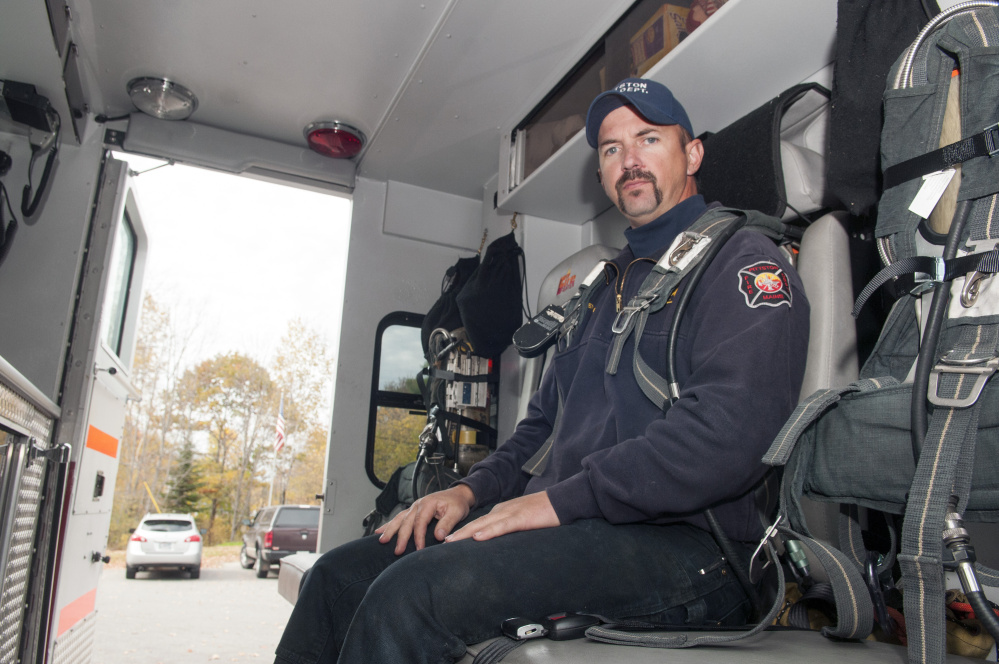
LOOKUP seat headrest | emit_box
[537,245,618,312]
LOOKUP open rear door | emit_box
[47,156,146,664]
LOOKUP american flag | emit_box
[275,394,286,454]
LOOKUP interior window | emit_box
[100,211,137,356]
[366,312,426,486]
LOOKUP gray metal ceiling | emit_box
[2,0,633,200]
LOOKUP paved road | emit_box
[92,561,293,663]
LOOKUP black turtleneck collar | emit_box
[623,194,707,258]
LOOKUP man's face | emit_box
[596,105,702,228]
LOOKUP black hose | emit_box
[966,589,999,643]
[704,508,762,618]
[910,200,972,459]
[665,218,748,404]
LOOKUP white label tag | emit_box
[908,168,956,219]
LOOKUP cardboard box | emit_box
[630,5,691,77]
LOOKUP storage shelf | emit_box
[497,0,838,224]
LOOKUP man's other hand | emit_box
[375,484,476,555]
[445,491,559,543]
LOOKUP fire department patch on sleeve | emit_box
[737,261,792,308]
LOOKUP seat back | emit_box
[789,211,860,550]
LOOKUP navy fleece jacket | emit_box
[460,197,810,542]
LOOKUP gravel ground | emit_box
[92,548,293,664]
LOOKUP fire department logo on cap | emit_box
[737,261,792,308]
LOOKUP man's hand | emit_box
[445,491,560,543]
[375,484,476,555]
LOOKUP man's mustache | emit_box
[616,169,657,192]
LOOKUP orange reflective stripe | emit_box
[86,425,118,459]
[57,588,97,636]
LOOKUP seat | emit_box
[454,210,871,663]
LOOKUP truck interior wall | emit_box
[0,129,104,401]
[321,177,483,550]
[322,176,595,550]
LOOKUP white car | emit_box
[125,513,203,579]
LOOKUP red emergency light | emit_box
[304,121,365,159]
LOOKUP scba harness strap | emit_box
[605,207,789,412]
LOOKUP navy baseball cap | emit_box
[585,78,694,148]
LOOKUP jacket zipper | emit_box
[615,258,656,312]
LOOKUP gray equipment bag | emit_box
[766,4,999,663]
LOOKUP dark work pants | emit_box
[274,510,751,664]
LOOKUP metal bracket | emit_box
[750,513,785,584]
[27,439,69,464]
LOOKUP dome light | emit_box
[127,77,198,120]
[304,121,365,159]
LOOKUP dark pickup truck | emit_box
[240,505,320,578]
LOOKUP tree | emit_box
[162,440,204,514]
[267,320,335,508]
[110,293,196,548]
[182,352,274,543]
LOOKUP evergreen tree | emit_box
[163,440,203,515]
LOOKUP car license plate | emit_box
[157,542,172,551]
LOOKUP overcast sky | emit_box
[114,153,352,371]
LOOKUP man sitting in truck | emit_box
[274,78,810,664]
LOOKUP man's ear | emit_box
[596,169,602,184]
[685,138,704,176]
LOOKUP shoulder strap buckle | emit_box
[927,356,998,408]
[984,122,999,157]
[611,301,650,335]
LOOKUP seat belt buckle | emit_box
[611,301,649,335]
[984,122,999,157]
[927,356,998,408]
[749,514,785,584]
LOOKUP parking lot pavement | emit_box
[92,561,293,663]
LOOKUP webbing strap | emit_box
[764,378,898,467]
[882,123,999,190]
[470,636,524,664]
[765,379,897,538]
[900,324,998,664]
[852,249,999,317]
[605,209,748,376]
[521,377,565,476]
[782,526,875,640]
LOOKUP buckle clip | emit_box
[749,514,785,584]
[611,301,649,335]
[914,256,946,284]
[984,123,999,157]
[927,356,998,408]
